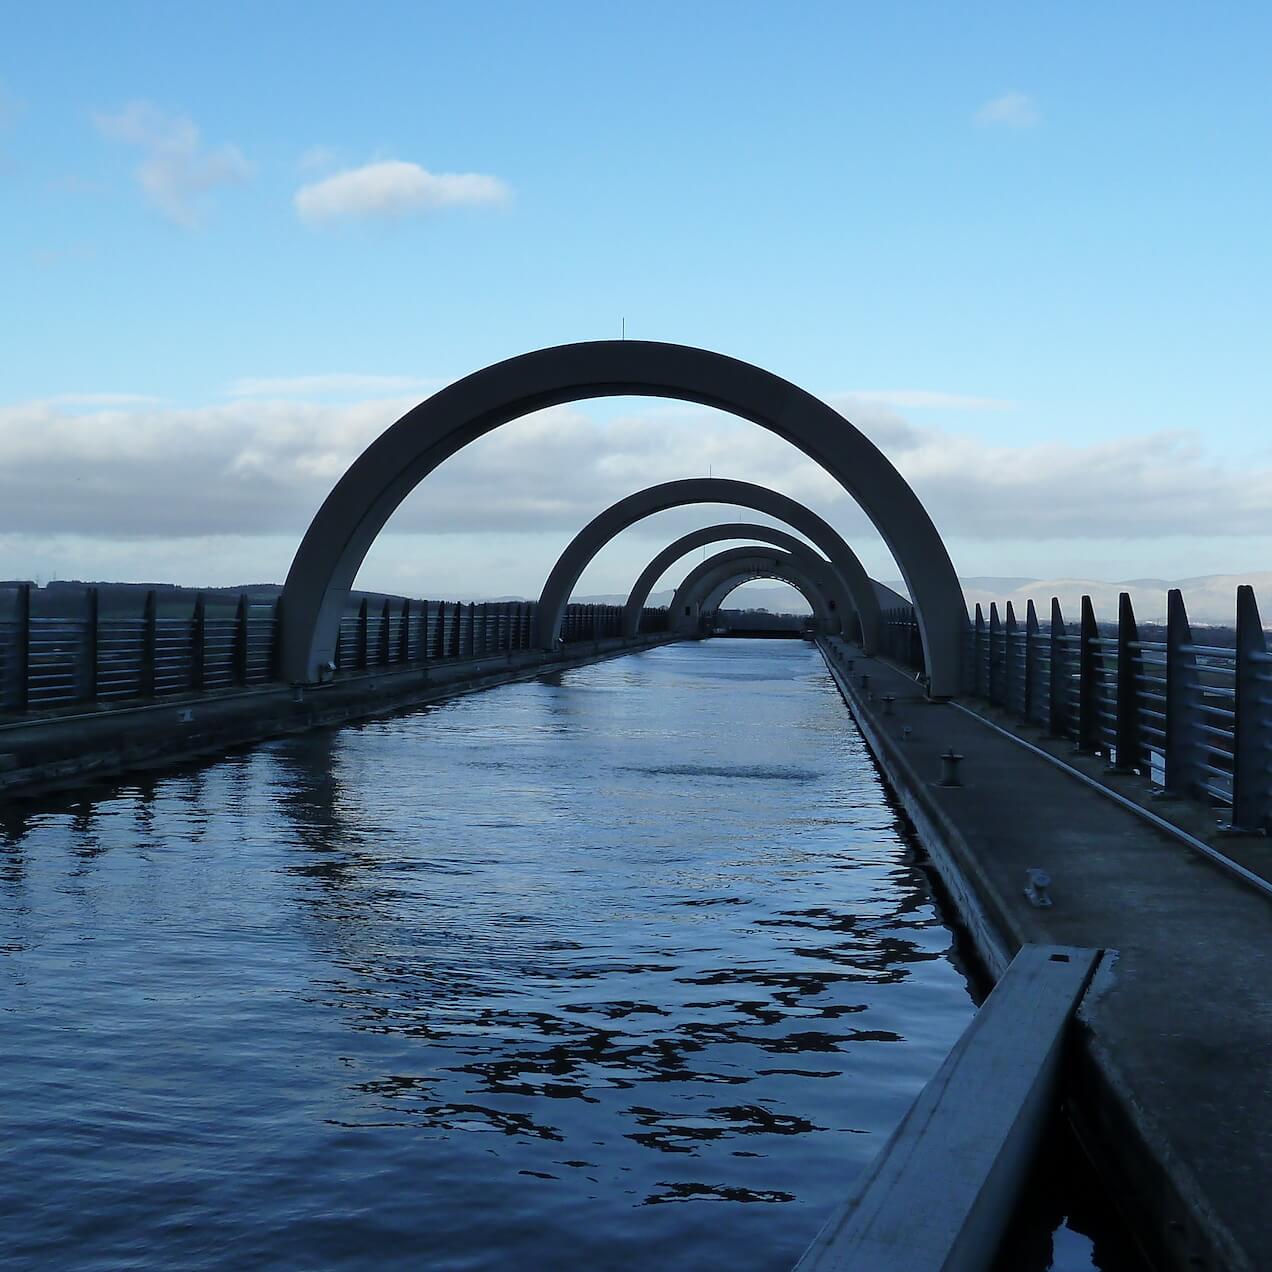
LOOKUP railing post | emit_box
[379,598,392,665]
[14,582,30,713]
[1077,595,1100,754]
[450,603,461,658]
[973,604,986,697]
[1113,592,1142,773]
[1231,585,1271,833]
[400,599,411,663]
[1164,589,1199,798]
[1023,600,1039,723]
[83,586,100,703]
[356,598,369,670]
[988,603,1002,705]
[191,593,206,692]
[232,593,249,687]
[270,595,284,681]
[141,589,158,699]
[1048,598,1068,738]
[1004,602,1018,714]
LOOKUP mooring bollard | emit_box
[882,694,896,716]
[902,725,913,742]
[1024,868,1053,908]
[859,673,870,691]
[938,749,964,787]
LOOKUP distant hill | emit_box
[885,573,1272,626]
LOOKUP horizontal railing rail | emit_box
[0,584,669,719]
[873,586,1270,834]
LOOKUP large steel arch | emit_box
[279,340,966,693]
[669,548,836,631]
[624,522,851,637]
[536,478,880,652]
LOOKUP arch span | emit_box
[279,340,966,693]
[669,548,836,632]
[624,522,851,637]
[535,478,879,650]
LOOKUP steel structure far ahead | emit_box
[534,478,879,651]
[625,522,852,637]
[279,340,968,694]
[670,546,838,629]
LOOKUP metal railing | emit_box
[939,587,1269,833]
[0,584,669,718]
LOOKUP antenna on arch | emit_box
[621,317,625,340]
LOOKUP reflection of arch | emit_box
[624,522,852,637]
[279,340,965,693]
[535,479,879,651]
[670,546,838,633]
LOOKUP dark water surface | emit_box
[1,640,1127,1269]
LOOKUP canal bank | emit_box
[815,635,1272,1272]
[0,632,677,800]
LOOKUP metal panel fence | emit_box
[878,586,1272,834]
[0,584,669,717]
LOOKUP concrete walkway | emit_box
[817,637,1271,1272]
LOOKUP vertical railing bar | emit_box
[1078,595,1100,754]
[356,598,369,670]
[15,582,31,713]
[84,586,100,703]
[1048,598,1068,738]
[1231,585,1270,832]
[1113,591,1143,773]
[378,597,392,666]
[233,593,249,687]
[1165,588,1200,799]
[141,589,158,699]
[191,593,206,692]
[1024,599,1038,723]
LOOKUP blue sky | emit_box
[3,3,1270,609]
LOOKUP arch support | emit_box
[279,340,966,693]
[623,521,860,638]
[538,478,881,652]
[670,548,836,632]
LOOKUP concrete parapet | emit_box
[0,634,677,801]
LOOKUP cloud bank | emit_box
[93,102,251,225]
[0,390,1266,549]
[294,160,509,224]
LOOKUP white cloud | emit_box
[840,389,1017,411]
[227,373,441,400]
[975,92,1040,128]
[294,159,509,224]
[93,101,251,226]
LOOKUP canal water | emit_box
[1,639,1136,1269]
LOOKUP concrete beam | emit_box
[794,944,1101,1272]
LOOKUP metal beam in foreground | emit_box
[794,944,1101,1272]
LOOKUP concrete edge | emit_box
[794,944,1101,1272]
